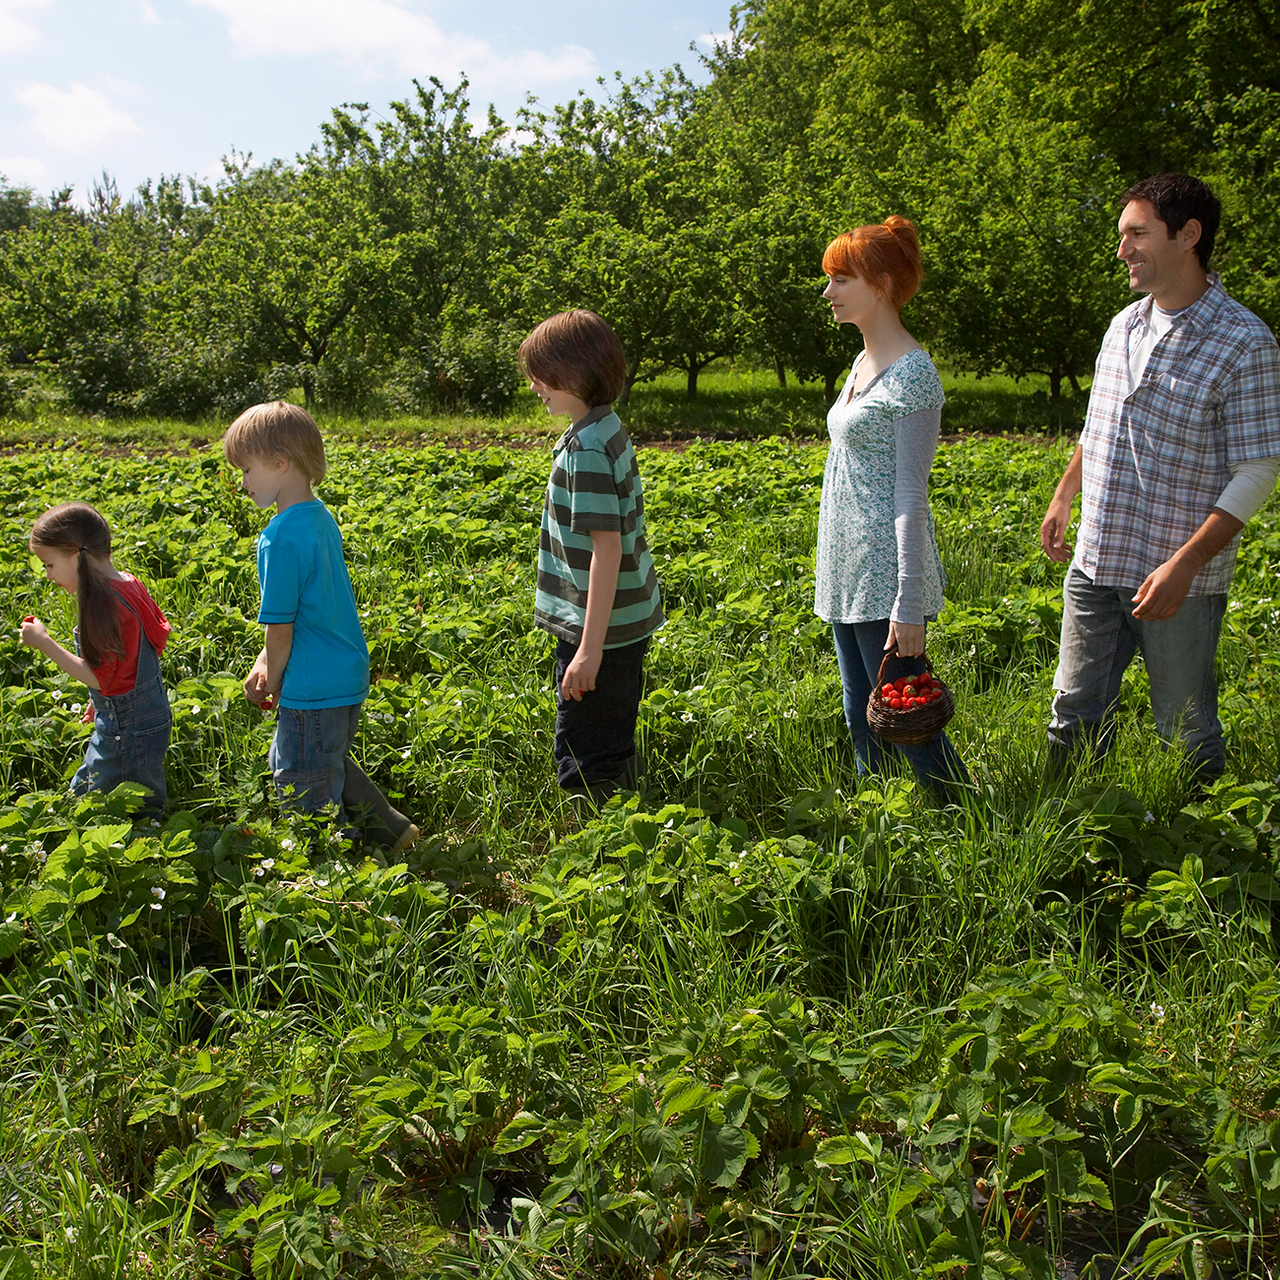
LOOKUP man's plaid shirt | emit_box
[1076,273,1280,595]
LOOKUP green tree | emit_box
[507,71,742,401]
[0,178,37,233]
[186,154,400,410]
[1209,86,1280,333]
[0,189,151,413]
[708,0,1280,398]
[906,57,1128,396]
[322,78,519,413]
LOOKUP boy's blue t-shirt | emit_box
[257,499,369,710]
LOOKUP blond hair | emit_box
[221,401,327,484]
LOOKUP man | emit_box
[1040,173,1280,779]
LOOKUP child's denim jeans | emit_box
[74,610,171,818]
[269,703,415,846]
[269,703,362,819]
[553,635,649,790]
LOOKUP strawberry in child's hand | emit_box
[260,695,275,711]
[23,616,34,623]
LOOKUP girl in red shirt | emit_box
[19,503,172,815]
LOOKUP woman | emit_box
[815,216,966,800]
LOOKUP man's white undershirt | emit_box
[1127,302,1176,391]
[1129,300,1280,524]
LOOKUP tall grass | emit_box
[0,431,1277,1276]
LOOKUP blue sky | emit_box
[0,0,734,202]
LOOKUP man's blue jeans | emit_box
[1048,565,1227,777]
[832,620,968,802]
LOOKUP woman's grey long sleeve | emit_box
[890,406,942,625]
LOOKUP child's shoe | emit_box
[390,822,420,855]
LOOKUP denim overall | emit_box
[73,594,171,815]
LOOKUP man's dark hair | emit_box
[1121,173,1221,269]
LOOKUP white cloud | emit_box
[0,0,50,54]
[696,32,731,49]
[188,0,595,88]
[0,153,53,188]
[139,0,160,24]
[15,82,143,152]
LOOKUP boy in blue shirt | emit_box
[222,402,418,852]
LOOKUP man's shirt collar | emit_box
[1125,271,1224,333]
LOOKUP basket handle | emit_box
[873,642,936,692]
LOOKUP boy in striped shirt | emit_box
[519,310,664,806]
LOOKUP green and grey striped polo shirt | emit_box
[534,406,664,648]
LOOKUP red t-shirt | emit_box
[92,576,171,696]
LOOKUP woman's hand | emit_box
[887,620,925,658]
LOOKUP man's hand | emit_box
[1041,444,1082,563]
[1131,507,1243,621]
[1040,496,1074,563]
[561,645,602,701]
[1131,558,1198,621]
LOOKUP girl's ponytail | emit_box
[29,503,124,669]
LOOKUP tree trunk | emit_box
[1067,370,1082,396]
[824,368,837,402]
[619,357,642,406]
[302,367,317,410]
[686,363,699,401]
[774,357,787,387]
[1049,371,1062,400]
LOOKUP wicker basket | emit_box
[865,646,955,746]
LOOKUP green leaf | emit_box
[1114,1092,1142,1132]
[152,1143,211,1196]
[660,1077,711,1121]
[343,1024,395,1053]
[0,1246,36,1280]
[282,1207,328,1268]
[744,1064,791,1100]
[82,822,133,851]
[919,1116,969,1148]
[250,1220,283,1280]
[722,1083,752,1127]
[699,1123,750,1187]
[493,1111,547,1154]
[0,921,23,960]
[952,1077,984,1127]
[813,1132,881,1166]
[925,1230,977,1268]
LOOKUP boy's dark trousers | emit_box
[554,636,649,791]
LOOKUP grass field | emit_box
[0,364,1089,451]
[1,415,1279,1279]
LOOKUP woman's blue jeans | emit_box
[832,619,967,802]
